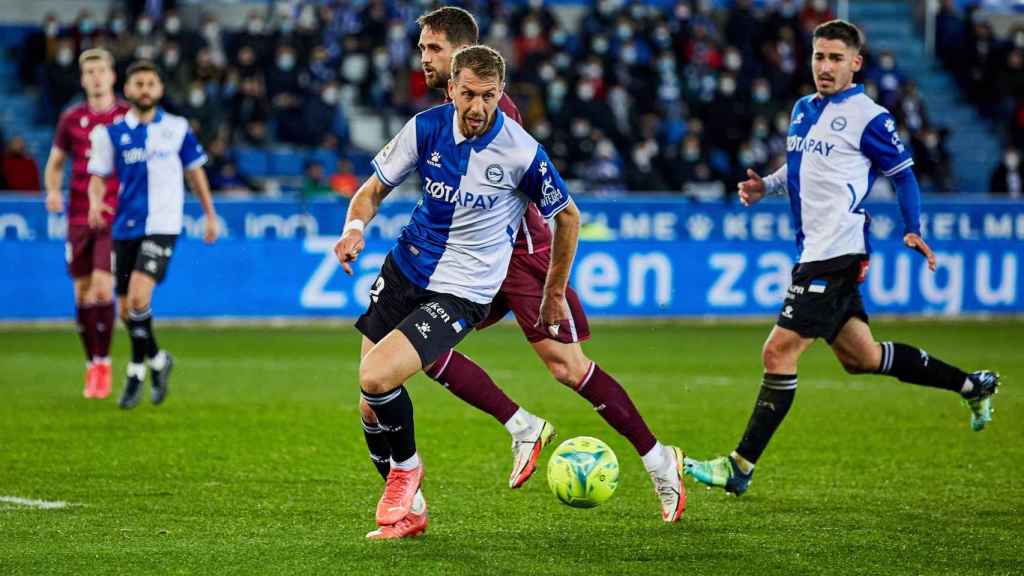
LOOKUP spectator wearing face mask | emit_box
[297,82,347,150]
[160,41,192,107]
[71,9,103,52]
[235,10,272,61]
[19,13,62,86]
[161,10,201,56]
[180,81,223,145]
[990,149,1023,199]
[43,38,80,121]
[231,75,271,146]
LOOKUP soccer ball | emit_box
[546,436,619,508]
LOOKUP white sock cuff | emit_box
[126,363,147,379]
[391,452,421,470]
[641,441,666,472]
[503,408,534,437]
[148,350,167,371]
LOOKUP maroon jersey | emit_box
[53,100,131,226]
[496,94,552,256]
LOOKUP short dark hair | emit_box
[451,45,505,84]
[813,19,864,51]
[417,6,479,47]
[125,60,161,81]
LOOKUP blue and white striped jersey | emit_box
[372,103,571,304]
[87,108,207,240]
[781,84,916,263]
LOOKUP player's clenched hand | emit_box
[334,229,364,276]
[738,169,766,207]
[45,191,64,213]
[904,233,936,271]
[87,201,114,229]
[536,292,569,338]
[203,216,219,244]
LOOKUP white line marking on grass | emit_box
[0,496,74,510]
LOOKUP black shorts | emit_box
[776,255,869,344]
[355,253,489,367]
[112,235,178,296]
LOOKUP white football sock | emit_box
[504,408,538,440]
[126,362,147,379]
[642,442,667,473]
[391,452,421,470]
[148,350,167,371]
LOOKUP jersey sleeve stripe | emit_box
[883,158,914,177]
[185,155,208,170]
[541,195,571,220]
[371,158,399,188]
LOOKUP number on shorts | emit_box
[369,276,385,303]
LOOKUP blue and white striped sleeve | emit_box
[861,112,914,177]
[371,117,418,189]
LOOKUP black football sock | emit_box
[877,342,968,395]
[735,373,797,465]
[125,308,153,365]
[361,418,392,480]
[360,386,417,464]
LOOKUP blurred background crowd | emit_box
[0,0,1021,199]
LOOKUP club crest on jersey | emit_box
[423,176,498,210]
[830,116,847,131]
[416,322,431,339]
[485,164,504,184]
[427,151,442,168]
[80,117,89,128]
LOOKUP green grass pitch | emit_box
[1,320,1021,575]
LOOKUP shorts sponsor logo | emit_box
[420,302,451,323]
[145,260,158,273]
[781,305,794,319]
[416,321,431,339]
[787,285,805,296]
[369,276,385,303]
[485,164,504,184]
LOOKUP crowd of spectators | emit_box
[935,0,1023,197]
[12,0,956,197]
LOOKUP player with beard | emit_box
[45,48,131,399]
[355,7,686,539]
[86,60,219,409]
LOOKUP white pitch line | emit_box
[0,496,72,510]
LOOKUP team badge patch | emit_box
[830,116,847,131]
[485,164,504,184]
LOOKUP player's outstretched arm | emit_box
[86,175,113,229]
[334,174,393,275]
[889,168,935,271]
[186,167,218,244]
[539,199,580,336]
[43,146,66,213]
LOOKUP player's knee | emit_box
[91,286,113,304]
[547,356,590,388]
[358,363,394,394]
[127,293,149,312]
[358,396,377,423]
[761,341,789,372]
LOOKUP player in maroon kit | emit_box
[44,48,131,400]
[360,7,685,540]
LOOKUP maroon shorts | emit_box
[477,249,591,344]
[65,225,113,278]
